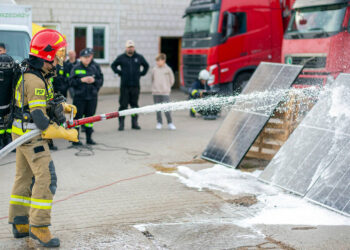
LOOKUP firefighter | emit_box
[0,53,14,150]
[70,48,103,145]
[9,29,78,248]
[189,69,218,120]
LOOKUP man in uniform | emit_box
[65,50,79,98]
[52,48,69,97]
[111,40,149,131]
[9,29,78,248]
[70,48,103,145]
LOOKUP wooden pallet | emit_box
[246,92,314,161]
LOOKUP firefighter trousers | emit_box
[9,135,57,227]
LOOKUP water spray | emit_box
[0,87,322,161]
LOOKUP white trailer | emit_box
[0,2,32,61]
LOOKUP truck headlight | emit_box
[208,64,218,85]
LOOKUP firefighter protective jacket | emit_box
[13,68,54,135]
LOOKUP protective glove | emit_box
[42,123,79,142]
[62,103,77,117]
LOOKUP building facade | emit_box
[15,0,189,92]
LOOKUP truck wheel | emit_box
[232,73,252,95]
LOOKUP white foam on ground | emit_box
[174,165,276,196]
[161,165,350,226]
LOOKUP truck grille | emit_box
[183,54,207,88]
[285,56,326,69]
[293,77,324,86]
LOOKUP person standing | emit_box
[0,45,13,149]
[0,43,6,54]
[9,29,78,248]
[111,40,149,131]
[70,48,103,145]
[52,51,69,97]
[51,47,70,98]
[65,50,79,98]
[151,53,176,130]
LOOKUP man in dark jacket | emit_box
[70,48,103,145]
[111,40,149,131]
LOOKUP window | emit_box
[184,11,219,38]
[93,27,105,59]
[286,4,346,39]
[0,30,30,61]
[74,27,87,58]
[72,24,109,63]
[222,12,247,37]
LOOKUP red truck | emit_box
[283,0,350,87]
[181,0,295,93]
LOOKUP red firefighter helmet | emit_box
[29,29,67,62]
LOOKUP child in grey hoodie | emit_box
[151,53,176,130]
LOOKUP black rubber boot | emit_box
[131,115,141,130]
[0,135,5,150]
[118,117,125,131]
[72,128,83,146]
[12,224,29,238]
[4,132,12,145]
[86,127,96,145]
[48,140,58,150]
[29,226,60,248]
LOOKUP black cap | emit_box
[0,43,5,49]
[79,48,94,57]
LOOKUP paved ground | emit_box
[0,91,349,250]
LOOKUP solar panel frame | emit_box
[202,62,303,168]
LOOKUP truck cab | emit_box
[282,0,350,87]
[181,0,288,93]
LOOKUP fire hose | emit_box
[0,110,120,160]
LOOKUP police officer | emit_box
[70,48,103,145]
[9,30,78,248]
[111,40,149,131]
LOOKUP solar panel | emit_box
[259,73,350,216]
[306,141,350,216]
[202,62,303,168]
